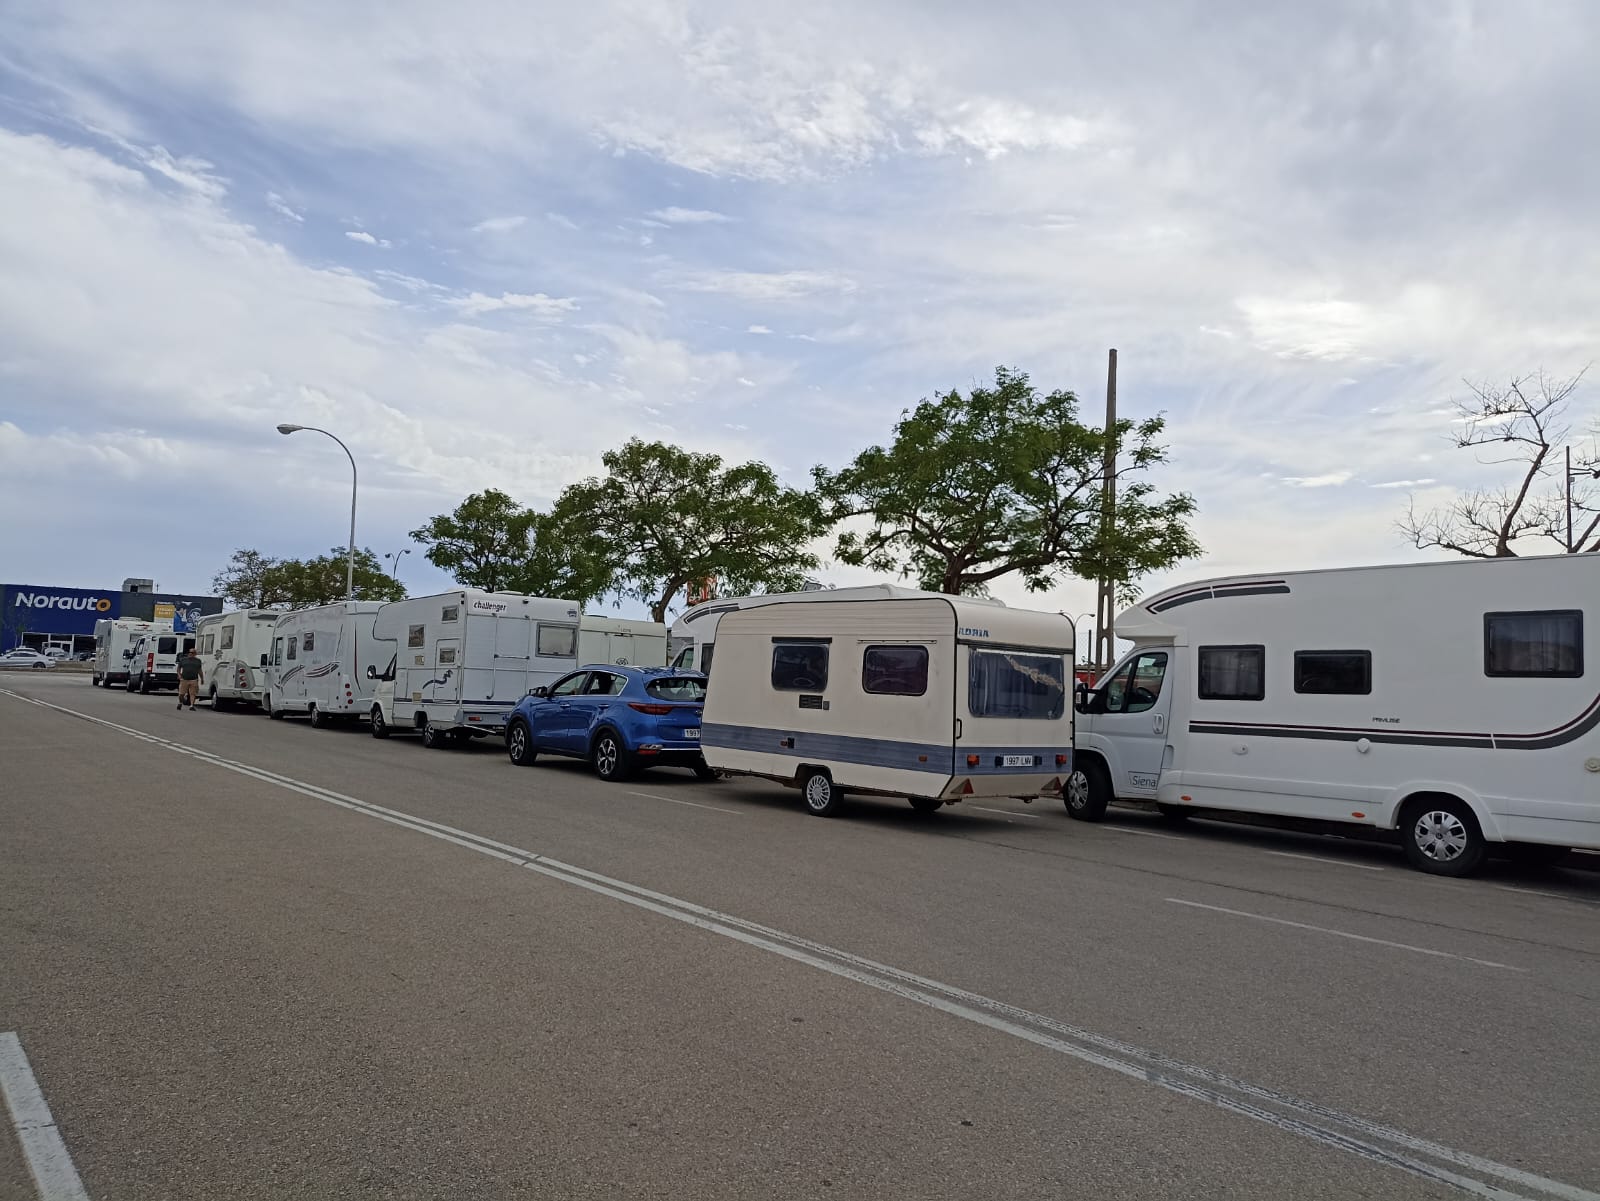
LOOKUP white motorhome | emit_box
[579,614,668,668]
[93,618,169,687]
[369,590,581,747]
[669,584,1006,675]
[194,609,280,709]
[263,601,384,726]
[701,594,1075,816]
[1070,554,1600,875]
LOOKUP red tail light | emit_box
[147,653,154,672]
[966,754,980,767]
[1056,754,1069,766]
[628,702,674,715]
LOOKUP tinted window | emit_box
[700,644,714,676]
[582,672,627,696]
[968,650,1066,719]
[273,637,284,665]
[549,672,587,697]
[772,641,829,690]
[538,624,577,657]
[157,636,177,654]
[1484,611,1583,677]
[286,637,297,661]
[1197,645,1265,700]
[862,645,929,696]
[438,646,456,665]
[408,624,425,648]
[1294,650,1371,694]
[442,604,459,622]
[648,678,707,702]
[302,631,315,653]
[220,626,235,651]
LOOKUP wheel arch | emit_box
[1389,785,1505,844]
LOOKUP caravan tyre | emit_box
[802,769,844,817]
[908,796,944,814]
[1064,761,1110,822]
[1401,797,1486,877]
[506,720,536,766]
[591,731,632,782]
[421,721,445,749]
[370,706,390,739]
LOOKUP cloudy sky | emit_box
[2,0,1597,628]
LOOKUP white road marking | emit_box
[6,688,1592,1201]
[1498,885,1600,908]
[1266,850,1386,872]
[0,1032,90,1201]
[1102,825,1185,840]
[969,805,1041,820]
[625,790,743,815]
[1166,899,1526,972]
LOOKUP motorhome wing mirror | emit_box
[122,648,133,659]
[260,653,269,667]
[366,665,377,680]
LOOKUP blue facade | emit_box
[0,584,221,651]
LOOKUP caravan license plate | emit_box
[684,728,701,739]
[1001,754,1035,767]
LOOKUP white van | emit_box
[668,583,1006,675]
[263,601,384,726]
[579,614,668,668]
[701,594,1075,816]
[1070,554,1600,875]
[194,609,280,709]
[368,590,581,747]
[124,629,194,694]
[93,618,169,687]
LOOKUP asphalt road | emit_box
[3,673,1598,1201]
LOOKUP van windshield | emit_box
[968,649,1066,720]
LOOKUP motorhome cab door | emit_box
[1081,649,1174,797]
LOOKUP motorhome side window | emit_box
[302,631,315,653]
[408,624,425,649]
[286,636,297,661]
[772,640,830,691]
[273,637,283,665]
[1197,645,1265,701]
[439,646,457,665]
[1294,650,1371,694]
[1483,611,1583,678]
[220,626,235,651]
[968,650,1066,719]
[442,605,459,622]
[862,645,928,696]
[537,625,577,657]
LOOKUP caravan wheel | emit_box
[421,721,446,750]
[802,769,844,817]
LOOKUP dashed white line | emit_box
[1102,825,1186,841]
[1266,850,1386,872]
[0,1032,90,1201]
[1166,899,1525,972]
[1498,885,1600,907]
[969,805,1041,820]
[624,789,743,815]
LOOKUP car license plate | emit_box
[1001,754,1035,767]
[684,728,701,739]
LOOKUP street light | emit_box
[276,423,358,599]
[384,548,411,582]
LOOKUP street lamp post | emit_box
[276,424,357,599]
[1565,446,1600,553]
[384,548,411,582]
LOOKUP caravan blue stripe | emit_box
[702,724,1070,776]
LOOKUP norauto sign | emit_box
[11,591,114,612]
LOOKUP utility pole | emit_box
[1093,349,1118,675]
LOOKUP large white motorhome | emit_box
[701,593,1075,817]
[1071,554,1600,875]
[369,590,581,747]
[93,618,169,687]
[668,584,1006,675]
[263,601,384,726]
[194,609,280,709]
[579,614,668,668]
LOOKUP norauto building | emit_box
[0,579,222,654]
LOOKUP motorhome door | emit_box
[1088,650,1173,795]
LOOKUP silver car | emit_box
[0,648,56,671]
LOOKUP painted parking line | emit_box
[1102,825,1186,841]
[1266,850,1386,872]
[625,789,744,815]
[969,805,1042,821]
[0,1032,90,1201]
[1498,885,1600,908]
[1166,899,1525,972]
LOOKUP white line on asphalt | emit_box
[1101,825,1185,840]
[1265,850,1386,872]
[624,790,743,815]
[0,1032,90,1201]
[1165,899,1526,972]
[7,688,1592,1201]
[1498,885,1600,908]
[969,805,1041,820]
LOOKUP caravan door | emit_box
[1086,650,1173,796]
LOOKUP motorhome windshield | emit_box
[968,649,1066,719]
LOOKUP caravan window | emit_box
[273,637,284,665]
[968,650,1066,719]
[302,631,315,653]
[286,636,297,661]
[1484,611,1583,678]
[442,604,459,622]
[438,646,457,665]
[408,624,425,648]
[1294,650,1371,694]
[862,646,929,696]
[220,626,235,651]
[537,625,578,657]
[1197,645,1265,701]
[772,640,830,691]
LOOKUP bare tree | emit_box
[1399,368,1598,556]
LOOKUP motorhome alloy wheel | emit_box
[803,769,842,817]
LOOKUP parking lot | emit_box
[4,670,1599,1200]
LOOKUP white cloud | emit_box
[648,207,732,224]
[1370,478,1437,489]
[344,229,390,247]
[546,212,578,230]
[448,291,579,318]
[472,214,527,233]
[266,191,303,222]
[746,324,772,334]
[1280,471,1355,488]
[673,269,856,301]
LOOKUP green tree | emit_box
[813,366,1200,598]
[210,547,405,608]
[547,439,827,622]
[410,489,540,592]
[212,549,284,608]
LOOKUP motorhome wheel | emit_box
[1064,761,1110,821]
[421,721,444,749]
[802,769,843,817]
[266,694,285,720]
[309,705,328,730]
[1401,798,1486,877]
[370,707,390,739]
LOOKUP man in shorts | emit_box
[177,644,203,710]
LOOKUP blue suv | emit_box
[504,665,713,782]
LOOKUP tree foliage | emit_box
[812,366,1200,597]
[410,489,540,593]
[1398,369,1598,556]
[546,439,827,622]
[211,547,406,608]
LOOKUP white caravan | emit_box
[701,594,1075,817]
[668,584,1006,675]
[369,590,581,747]
[579,614,668,668]
[1070,554,1600,875]
[93,618,169,687]
[263,601,384,726]
[194,609,280,709]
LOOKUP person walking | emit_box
[176,643,203,711]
